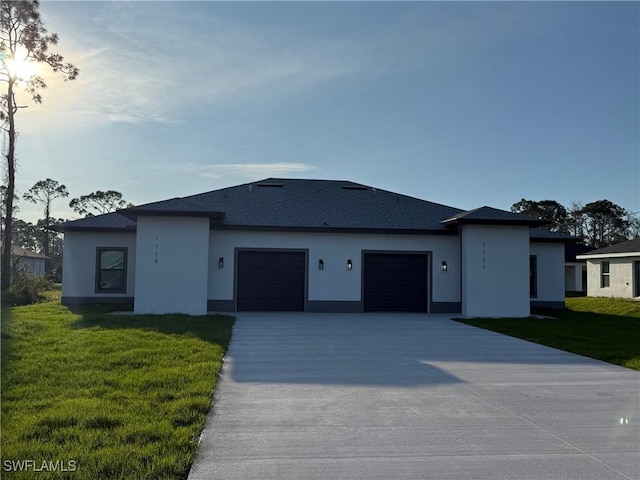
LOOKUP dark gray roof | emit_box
[51,212,136,232]
[582,238,640,255]
[529,228,575,242]
[51,178,562,239]
[10,246,49,259]
[442,206,546,227]
[121,197,225,220]
[565,241,595,262]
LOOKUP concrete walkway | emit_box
[188,313,640,480]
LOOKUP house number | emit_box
[482,242,486,270]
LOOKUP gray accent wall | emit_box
[530,300,565,310]
[61,296,134,309]
[306,301,363,313]
[431,302,462,313]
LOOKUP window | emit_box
[601,261,610,288]
[529,256,537,298]
[96,248,127,293]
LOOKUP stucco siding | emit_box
[530,242,565,303]
[586,257,640,298]
[61,231,137,298]
[208,230,461,307]
[461,225,530,317]
[134,216,210,315]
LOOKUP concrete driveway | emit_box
[188,313,639,480]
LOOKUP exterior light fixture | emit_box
[319,259,324,270]
[441,261,448,272]
[218,257,224,269]
[347,259,353,270]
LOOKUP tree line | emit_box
[511,199,640,249]
[0,179,131,280]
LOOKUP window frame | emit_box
[95,247,128,294]
[601,261,610,288]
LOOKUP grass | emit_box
[456,297,640,371]
[1,290,235,480]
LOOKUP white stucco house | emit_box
[577,238,640,299]
[564,242,592,295]
[52,178,570,317]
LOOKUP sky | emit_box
[7,1,640,224]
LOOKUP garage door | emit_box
[363,253,428,312]
[237,250,306,311]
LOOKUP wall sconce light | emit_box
[218,257,224,269]
[347,259,353,270]
[319,259,324,270]
[441,261,448,272]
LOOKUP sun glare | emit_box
[2,48,41,81]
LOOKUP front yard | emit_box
[1,292,235,479]
[457,297,640,371]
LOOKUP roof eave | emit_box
[442,218,547,227]
[212,224,458,235]
[51,225,137,233]
[577,251,640,260]
[118,209,226,221]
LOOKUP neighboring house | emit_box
[52,178,571,317]
[564,242,593,295]
[11,246,48,277]
[577,238,640,299]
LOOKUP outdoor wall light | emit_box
[441,261,448,272]
[218,257,224,269]
[319,259,324,270]
[347,259,353,270]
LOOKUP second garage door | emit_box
[237,250,306,311]
[363,253,428,312]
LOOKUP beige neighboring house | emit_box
[577,238,640,299]
[11,246,49,277]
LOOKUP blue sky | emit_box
[11,1,640,223]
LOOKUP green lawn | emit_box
[1,292,235,480]
[457,297,640,371]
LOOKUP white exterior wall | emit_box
[586,257,640,298]
[461,225,530,317]
[134,216,209,315]
[208,230,461,305]
[565,262,586,292]
[530,242,565,303]
[62,232,137,298]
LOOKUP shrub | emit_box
[4,268,52,306]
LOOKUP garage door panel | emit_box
[237,251,305,311]
[363,253,428,312]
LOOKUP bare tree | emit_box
[23,178,68,258]
[1,0,78,290]
[566,201,587,240]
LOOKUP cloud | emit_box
[22,2,539,131]
[23,3,387,129]
[180,162,316,180]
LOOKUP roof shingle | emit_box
[51,178,563,240]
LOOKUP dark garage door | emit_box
[363,253,428,312]
[237,250,306,311]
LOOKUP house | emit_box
[564,242,593,295]
[52,178,570,317]
[576,238,640,299]
[10,246,48,277]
